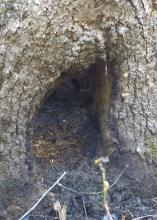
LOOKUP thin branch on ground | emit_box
[82,196,88,220]
[132,214,157,220]
[56,164,128,196]
[19,172,67,220]
[57,182,103,195]
[110,164,129,188]
[30,214,58,219]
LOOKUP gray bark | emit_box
[0,0,157,180]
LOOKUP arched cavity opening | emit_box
[32,59,112,169]
[27,60,120,219]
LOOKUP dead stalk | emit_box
[95,157,113,220]
[54,201,66,220]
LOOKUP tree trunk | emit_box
[0,0,157,217]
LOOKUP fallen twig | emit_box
[19,172,66,220]
[56,164,128,196]
[82,196,88,220]
[110,165,129,188]
[132,214,157,220]
[57,182,103,195]
[30,214,58,219]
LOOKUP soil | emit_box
[1,73,157,220]
[1,153,157,220]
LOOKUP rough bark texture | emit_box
[1,0,157,219]
[0,0,157,186]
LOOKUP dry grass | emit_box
[54,201,66,220]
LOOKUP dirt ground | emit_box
[1,152,157,220]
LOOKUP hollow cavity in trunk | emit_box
[32,65,104,169]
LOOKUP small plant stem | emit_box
[95,158,113,220]
[104,202,113,220]
[101,166,113,220]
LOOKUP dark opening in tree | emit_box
[32,64,105,169]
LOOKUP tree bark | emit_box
[0,0,157,181]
